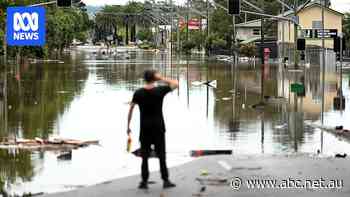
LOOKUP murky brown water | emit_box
[1,48,350,195]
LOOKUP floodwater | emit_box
[1,49,350,195]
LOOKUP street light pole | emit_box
[293,0,299,68]
[206,0,209,38]
[321,0,326,124]
[186,0,189,43]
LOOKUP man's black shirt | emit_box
[132,85,172,142]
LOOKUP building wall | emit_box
[278,6,343,49]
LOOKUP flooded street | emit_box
[1,49,350,195]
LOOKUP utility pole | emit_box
[170,0,173,76]
[321,0,326,124]
[281,3,285,62]
[177,18,180,52]
[293,0,299,68]
[260,17,265,103]
[340,33,343,113]
[206,0,209,37]
[186,0,189,43]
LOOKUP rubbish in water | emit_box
[335,153,347,158]
[252,102,265,109]
[274,124,287,130]
[221,97,231,101]
[0,137,99,151]
[132,148,157,158]
[196,177,228,185]
[57,151,72,161]
[190,150,232,157]
[335,126,344,130]
[305,121,350,135]
[200,170,209,176]
[242,103,245,109]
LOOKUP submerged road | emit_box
[43,154,350,197]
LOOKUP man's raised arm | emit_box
[155,73,179,90]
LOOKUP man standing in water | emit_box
[127,70,178,189]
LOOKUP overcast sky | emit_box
[81,0,350,13]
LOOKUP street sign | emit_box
[291,83,304,94]
[315,29,337,38]
[302,29,338,39]
[6,7,46,46]
[188,18,200,30]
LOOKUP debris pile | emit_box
[0,137,99,151]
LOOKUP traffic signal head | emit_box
[334,37,340,52]
[297,38,305,51]
[228,0,240,15]
[57,0,72,7]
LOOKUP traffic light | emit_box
[228,0,240,15]
[57,0,72,7]
[334,37,340,52]
[297,38,305,51]
[333,36,346,52]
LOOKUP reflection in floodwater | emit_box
[0,50,350,195]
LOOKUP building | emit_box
[236,19,261,42]
[278,0,343,49]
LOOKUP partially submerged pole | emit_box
[321,0,326,124]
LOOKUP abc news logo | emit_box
[7,7,46,46]
[13,12,39,40]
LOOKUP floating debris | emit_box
[274,123,287,130]
[190,150,232,157]
[57,151,72,161]
[196,177,228,186]
[0,137,99,151]
[200,170,209,176]
[221,97,231,101]
[335,153,347,158]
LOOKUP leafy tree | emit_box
[137,28,153,41]
[343,13,350,52]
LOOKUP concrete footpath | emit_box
[43,154,350,197]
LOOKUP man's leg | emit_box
[154,133,175,188]
[154,133,168,181]
[140,140,151,189]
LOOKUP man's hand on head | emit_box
[154,72,163,81]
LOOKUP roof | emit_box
[236,19,261,28]
[280,1,344,17]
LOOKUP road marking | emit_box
[218,160,232,171]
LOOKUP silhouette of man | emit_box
[127,70,178,189]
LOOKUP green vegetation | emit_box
[343,13,350,51]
